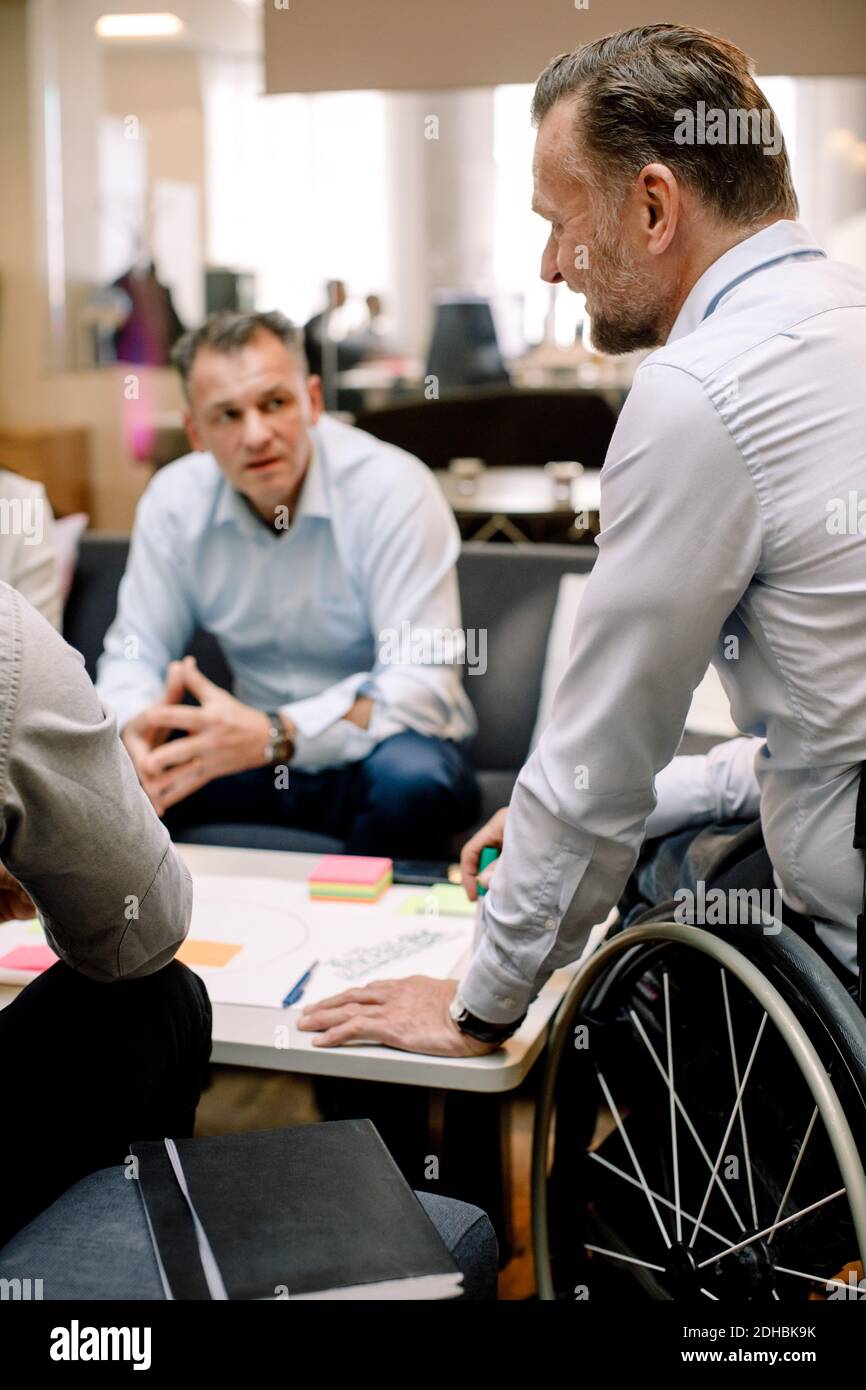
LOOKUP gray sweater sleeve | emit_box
[0,583,191,981]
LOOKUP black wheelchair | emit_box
[532,798,866,1303]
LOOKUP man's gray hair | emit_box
[171,310,308,397]
[531,24,798,227]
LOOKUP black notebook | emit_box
[130,1121,462,1301]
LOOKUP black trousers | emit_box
[0,959,212,1249]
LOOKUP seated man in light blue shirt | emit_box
[96,310,479,858]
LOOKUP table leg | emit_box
[469,514,532,544]
[416,1087,514,1265]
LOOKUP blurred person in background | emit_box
[0,469,61,628]
[97,310,479,859]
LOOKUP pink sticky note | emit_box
[309,855,393,887]
[0,944,58,974]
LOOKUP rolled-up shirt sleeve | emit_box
[0,585,192,981]
[459,364,764,1023]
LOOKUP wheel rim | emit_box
[533,923,866,1301]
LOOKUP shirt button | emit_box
[544,917,558,931]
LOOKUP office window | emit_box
[202,58,390,325]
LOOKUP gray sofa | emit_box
[63,537,596,858]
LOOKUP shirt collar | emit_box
[293,434,328,522]
[666,219,827,345]
[212,434,329,534]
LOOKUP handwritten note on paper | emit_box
[325,927,464,983]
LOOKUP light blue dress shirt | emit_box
[462,220,866,1021]
[96,414,476,771]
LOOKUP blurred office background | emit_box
[1,0,864,530]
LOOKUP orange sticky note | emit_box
[176,939,242,968]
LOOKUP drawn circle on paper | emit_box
[187,894,310,974]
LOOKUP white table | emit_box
[436,466,601,544]
[0,845,599,1091]
[0,844,610,1252]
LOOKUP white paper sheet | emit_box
[183,874,475,1009]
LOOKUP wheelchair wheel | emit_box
[532,921,866,1301]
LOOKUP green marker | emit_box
[477,846,500,897]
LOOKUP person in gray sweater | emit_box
[0,580,212,1247]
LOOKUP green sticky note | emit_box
[397,894,427,916]
[430,884,476,917]
[397,885,476,918]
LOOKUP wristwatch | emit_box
[448,994,526,1044]
[263,711,293,766]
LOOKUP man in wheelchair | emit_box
[295,23,866,1300]
[300,24,866,1062]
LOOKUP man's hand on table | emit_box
[0,864,36,923]
[297,976,498,1057]
[124,657,295,815]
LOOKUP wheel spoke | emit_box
[688,1009,768,1250]
[700,1287,719,1300]
[664,972,682,1243]
[629,1008,746,1232]
[721,970,759,1229]
[596,1069,672,1249]
[774,1263,856,1291]
[769,1107,818,1243]
[696,1188,846,1268]
[584,1243,666,1273]
[589,1151,734,1249]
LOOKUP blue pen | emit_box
[282,961,319,1008]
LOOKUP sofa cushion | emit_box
[174,823,346,855]
[456,543,594,770]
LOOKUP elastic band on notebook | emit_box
[164,1137,230,1300]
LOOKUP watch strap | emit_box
[449,996,525,1044]
[264,712,292,765]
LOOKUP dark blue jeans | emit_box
[618,820,758,928]
[164,730,480,859]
